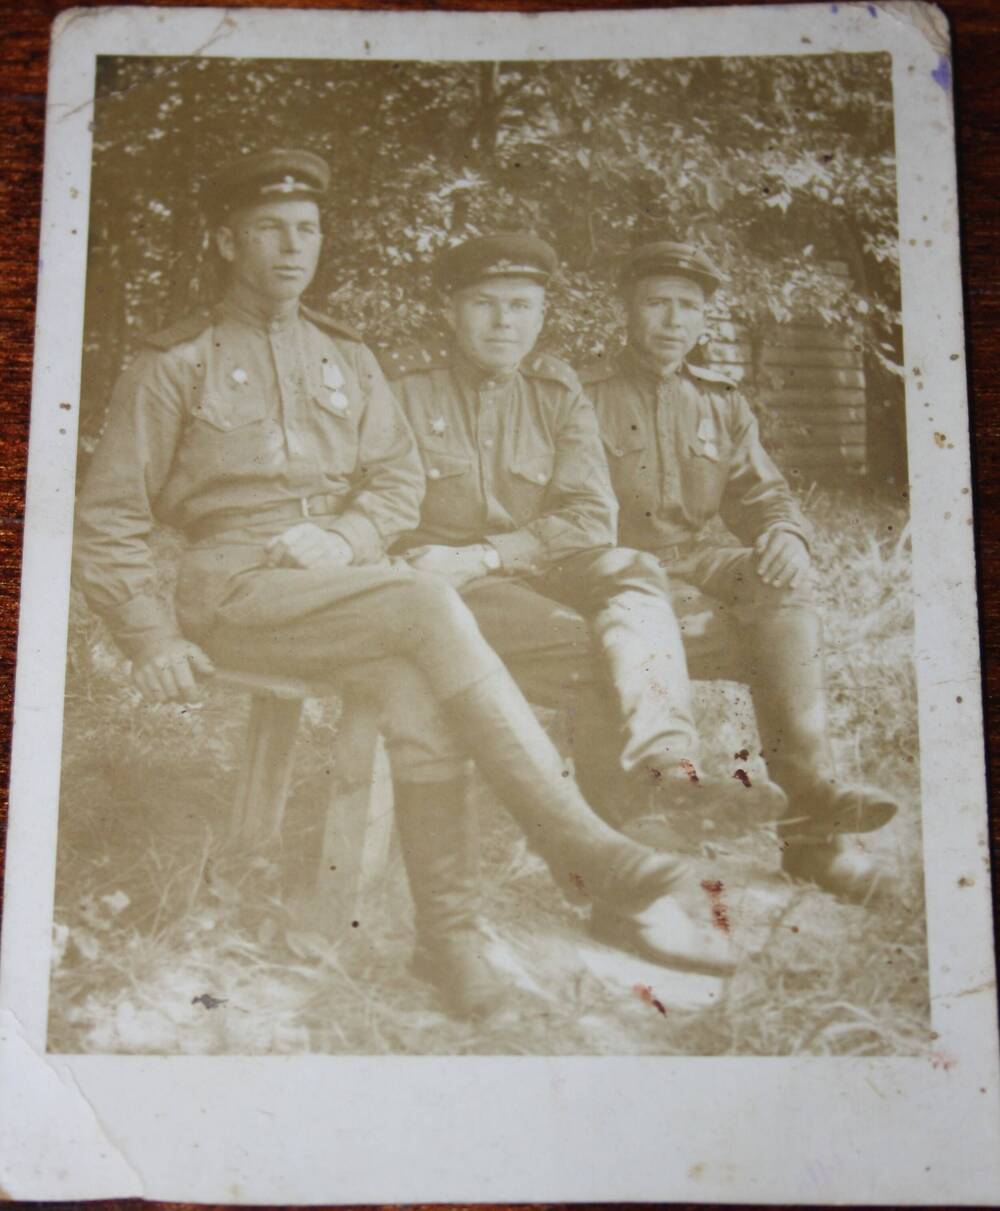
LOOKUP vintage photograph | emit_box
[46,47,926,1057]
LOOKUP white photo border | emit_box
[1,3,997,1203]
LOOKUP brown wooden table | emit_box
[1,1,997,1208]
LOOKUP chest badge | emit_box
[321,361,350,415]
[322,360,345,390]
[697,416,720,462]
[430,416,447,437]
[231,368,249,386]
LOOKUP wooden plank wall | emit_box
[704,264,867,478]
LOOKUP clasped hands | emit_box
[403,543,495,588]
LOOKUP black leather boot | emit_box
[394,778,509,1019]
[444,668,735,976]
[748,604,899,836]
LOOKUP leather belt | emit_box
[189,493,343,543]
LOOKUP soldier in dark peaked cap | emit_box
[74,152,738,1020]
[580,238,901,901]
[382,233,788,891]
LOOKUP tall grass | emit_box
[47,486,927,1055]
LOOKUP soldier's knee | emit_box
[752,576,817,612]
[590,545,668,592]
[401,571,481,638]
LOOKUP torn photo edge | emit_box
[1,2,998,1204]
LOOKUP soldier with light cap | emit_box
[72,151,738,1022]
[580,238,901,900]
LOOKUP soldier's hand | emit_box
[404,544,491,587]
[133,639,215,704]
[754,529,811,589]
[265,523,354,570]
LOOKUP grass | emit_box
[46,485,928,1056]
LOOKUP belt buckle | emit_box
[299,497,311,519]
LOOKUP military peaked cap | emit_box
[434,233,558,293]
[204,148,330,220]
[619,240,724,296]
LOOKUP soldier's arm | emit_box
[488,386,618,574]
[74,351,191,664]
[719,392,812,551]
[325,344,425,563]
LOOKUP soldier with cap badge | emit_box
[580,238,901,900]
[382,232,788,861]
[73,152,738,1020]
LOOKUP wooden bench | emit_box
[213,669,395,935]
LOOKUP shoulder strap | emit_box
[380,342,452,381]
[300,305,363,343]
[577,355,617,387]
[686,361,738,388]
[522,351,580,390]
[140,311,214,351]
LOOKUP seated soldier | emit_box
[72,151,735,1021]
[579,239,900,901]
[382,233,786,853]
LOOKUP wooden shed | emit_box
[703,263,869,480]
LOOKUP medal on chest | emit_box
[321,360,350,415]
[697,416,720,462]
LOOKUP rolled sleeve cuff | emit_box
[486,528,547,574]
[105,591,183,662]
[327,510,384,565]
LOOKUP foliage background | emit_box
[80,51,904,479]
[49,51,924,1056]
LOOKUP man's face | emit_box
[626,274,707,368]
[445,277,546,373]
[216,199,323,305]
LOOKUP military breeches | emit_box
[200,565,497,782]
[461,546,698,772]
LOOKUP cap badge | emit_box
[430,416,447,437]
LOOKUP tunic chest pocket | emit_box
[191,393,268,432]
[680,436,731,520]
[507,453,555,522]
[422,449,473,485]
[187,392,279,475]
[604,434,653,494]
[311,392,360,466]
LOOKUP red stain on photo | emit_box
[732,768,752,788]
[634,983,668,1016]
[679,758,700,784]
[700,879,731,933]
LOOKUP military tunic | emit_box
[75,291,425,660]
[581,346,809,559]
[382,344,616,571]
[383,342,700,780]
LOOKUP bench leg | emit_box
[229,694,304,848]
[306,699,395,935]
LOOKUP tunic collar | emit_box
[621,343,690,387]
[219,282,302,334]
[451,344,520,394]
